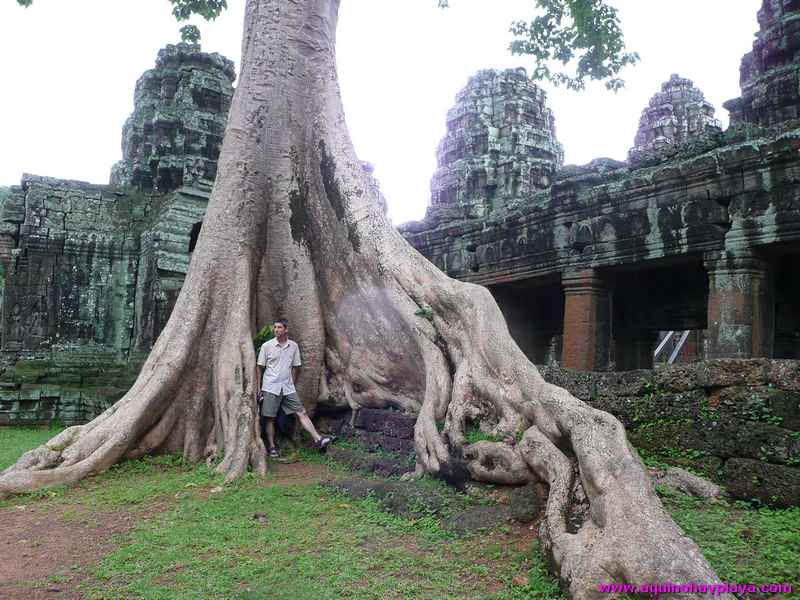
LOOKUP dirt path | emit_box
[0,503,138,599]
[0,461,334,599]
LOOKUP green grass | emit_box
[464,423,505,445]
[1,427,557,599]
[2,427,798,599]
[90,482,535,599]
[658,487,800,588]
[0,424,65,470]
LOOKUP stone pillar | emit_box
[704,252,774,359]
[561,269,610,370]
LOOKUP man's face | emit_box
[273,322,287,338]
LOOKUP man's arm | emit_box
[291,343,302,385]
[256,344,265,400]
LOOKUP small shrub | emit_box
[253,324,275,350]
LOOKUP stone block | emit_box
[381,416,416,440]
[769,360,800,391]
[589,389,704,429]
[695,359,771,387]
[380,435,415,455]
[509,482,548,523]
[538,366,595,401]
[671,418,799,466]
[653,363,698,392]
[354,408,383,432]
[715,386,800,430]
[770,391,800,431]
[355,408,415,436]
[723,458,800,508]
[352,429,382,452]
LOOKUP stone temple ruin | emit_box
[627,74,722,164]
[427,68,564,224]
[0,2,798,505]
[402,1,800,373]
[0,44,234,423]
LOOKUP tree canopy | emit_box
[14,0,637,90]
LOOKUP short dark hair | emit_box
[273,318,289,328]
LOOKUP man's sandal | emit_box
[315,436,335,453]
[268,447,280,458]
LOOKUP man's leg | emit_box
[296,411,322,443]
[261,392,281,455]
[265,417,277,449]
[283,392,334,450]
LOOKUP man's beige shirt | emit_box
[257,338,302,394]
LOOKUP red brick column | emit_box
[704,253,774,358]
[561,269,610,370]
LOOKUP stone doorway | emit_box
[488,277,564,365]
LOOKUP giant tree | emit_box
[2,1,732,597]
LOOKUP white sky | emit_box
[0,0,761,224]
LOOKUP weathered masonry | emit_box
[0,44,233,424]
[401,2,800,372]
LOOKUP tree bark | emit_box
[1,1,734,598]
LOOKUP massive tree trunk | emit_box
[1,1,733,597]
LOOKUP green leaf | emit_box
[180,24,202,44]
[509,0,639,91]
[168,0,228,22]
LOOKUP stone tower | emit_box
[425,68,563,226]
[724,0,800,126]
[628,74,721,164]
[110,43,236,192]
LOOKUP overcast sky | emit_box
[0,0,761,223]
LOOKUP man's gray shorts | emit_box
[260,391,305,418]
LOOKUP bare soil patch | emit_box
[0,461,334,599]
[264,460,333,486]
[0,503,139,599]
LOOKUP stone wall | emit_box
[0,176,153,354]
[322,359,800,507]
[539,359,800,507]
[0,349,142,425]
[0,174,206,418]
[0,175,207,357]
[0,45,224,422]
[349,408,416,455]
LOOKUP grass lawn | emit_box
[1,426,798,599]
[0,424,66,471]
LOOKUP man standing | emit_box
[257,318,333,457]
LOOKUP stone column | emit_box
[561,269,610,370]
[704,252,774,359]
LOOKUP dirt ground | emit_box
[0,461,538,599]
[0,461,333,599]
[0,502,137,599]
